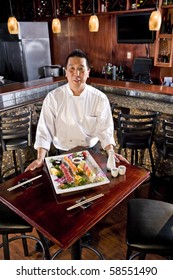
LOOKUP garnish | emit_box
[49,151,105,189]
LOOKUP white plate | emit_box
[45,150,110,194]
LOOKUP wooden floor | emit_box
[0,180,167,260]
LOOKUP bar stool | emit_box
[117,111,159,174]
[110,103,130,130]
[0,111,32,180]
[152,119,173,200]
[155,119,173,168]
[0,203,45,259]
[32,103,42,144]
[126,198,173,260]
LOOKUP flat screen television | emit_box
[116,12,155,44]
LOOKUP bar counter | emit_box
[1,77,173,182]
[1,77,173,114]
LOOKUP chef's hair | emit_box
[65,49,91,69]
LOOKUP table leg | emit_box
[70,239,105,260]
[36,230,51,260]
[71,239,82,260]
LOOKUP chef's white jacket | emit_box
[34,83,115,151]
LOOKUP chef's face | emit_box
[65,57,90,94]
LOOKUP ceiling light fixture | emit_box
[149,1,162,31]
[7,0,18,34]
[89,0,99,32]
[52,1,61,33]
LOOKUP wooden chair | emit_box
[0,111,32,180]
[117,111,159,174]
[126,198,173,260]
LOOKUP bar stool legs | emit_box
[0,234,46,260]
[51,238,105,260]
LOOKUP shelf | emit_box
[74,7,155,16]
[161,4,173,8]
[154,1,173,67]
[154,62,171,66]
[158,34,172,38]
[154,35,173,67]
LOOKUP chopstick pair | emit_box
[67,193,104,211]
[7,175,43,192]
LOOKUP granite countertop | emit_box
[1,77,173,113]
[0,79,21,87]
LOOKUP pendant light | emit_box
[89,0,99,32]
[149,1,162,31]
[7,0,18,34]
[52,0,61,33]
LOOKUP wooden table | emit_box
[0,150,150,259]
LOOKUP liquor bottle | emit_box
[101,0,106,12]
[112,66,116,80]
[118,66,124,80]
[106,63,112,79]
[101,0,108,12]
[167,14,172,34]
[160,16,167,34]
[131,0,136,9]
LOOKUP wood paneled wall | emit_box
[50,14,171,83]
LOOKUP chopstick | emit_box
[67,193,104,211]
[7,175,43,192]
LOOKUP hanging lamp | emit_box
[7,0,18,34]
[149,1,162,31]
[89,0,99,32]
[52,1,61,33]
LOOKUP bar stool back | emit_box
[0,202,46,259]
[0,111,32,179]
[155,119,173,163]
[152,120,173,199]
[117,111,159,174]
[126,198,173,259]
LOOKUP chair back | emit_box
[0,111,32,151]
[118,112,159,150]
[162,120,173,159]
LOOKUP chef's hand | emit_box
[25,147,47,171]
[105,144,129,164]
[25,159,44,171]
[114,153,129,164]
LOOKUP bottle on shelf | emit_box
[162,0,168,5]
[101,66,106,78]
[167,14,172,34]
[118,66,124,80]
[159,38,169,63]
[131,0,137,9]
[101,0,106,12]
[105,63,112,79]
[160,16,167,34]
[112,65,117,80]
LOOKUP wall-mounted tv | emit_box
[116,12,155,44]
